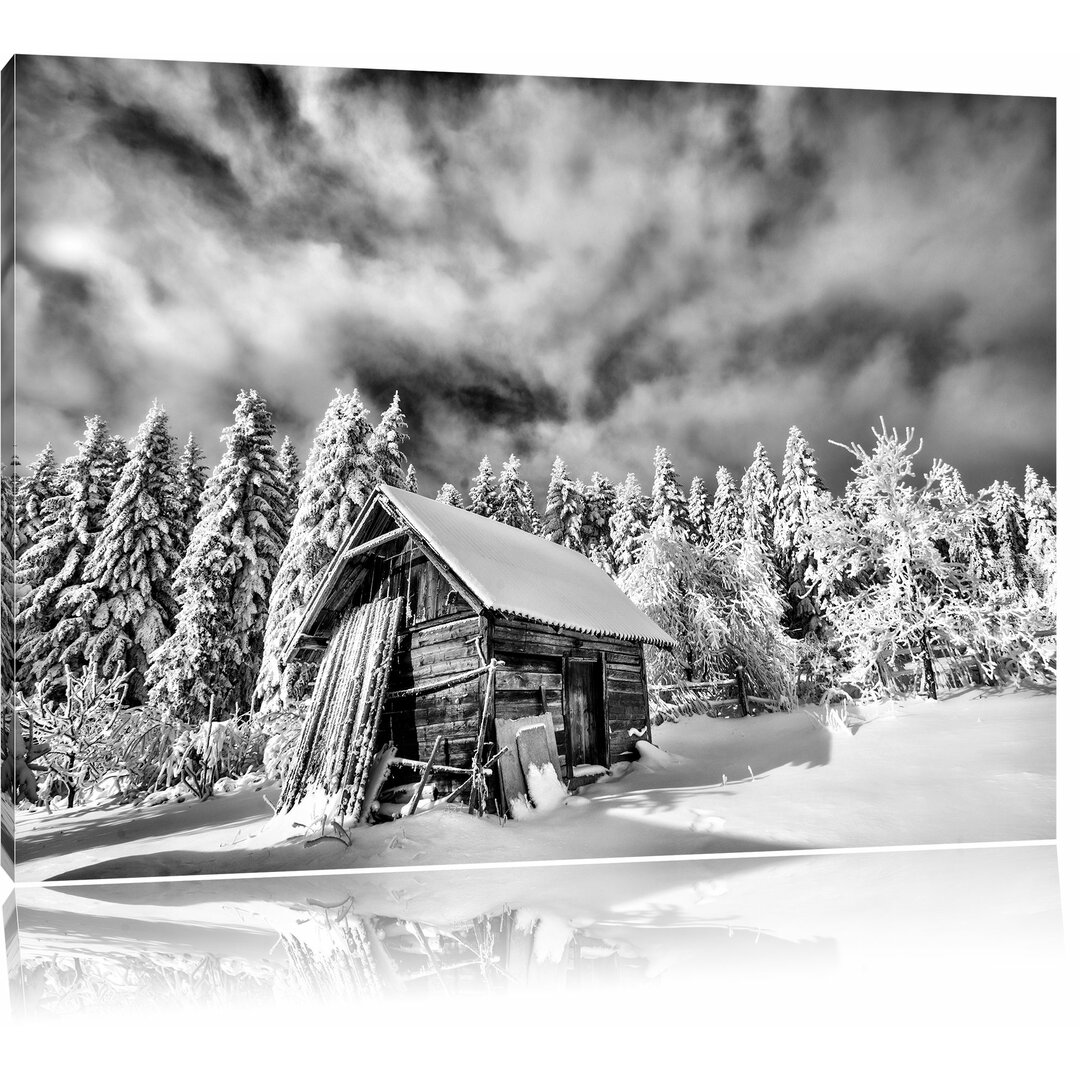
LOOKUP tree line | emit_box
[4,390,1057,733]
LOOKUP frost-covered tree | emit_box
[76,403,184,701]
[277,436,301,528]
[494,455,539,533]
[436,483,464,508]
[16,416,117,692]
[618,522,794,706]
[176,434,208,553]
[740,442,779,562]
[709,466,741,545]
[256,390,377,708]
[649,446,690,536]
[582,472,617,571]
[1023,466,1056,595]
[609,472,649,573]
[468,456,498,517]
[148,391,290,722]
[936,464,995,582]
[368,391,409,486]
[774,427,826,636]
[404,464,419,493]
[542,457,586,549]
[104,435,129,489]
[15,444,63,552]
[686,476,711,546]
[805,421,982,699]
[1,466,15,687]
[983,480,1027,590]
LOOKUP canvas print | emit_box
[0,57,1056,882]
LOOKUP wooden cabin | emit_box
[285,485,674,799]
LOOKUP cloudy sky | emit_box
[12,56,1055,497]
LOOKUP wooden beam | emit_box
[341,526,409,561]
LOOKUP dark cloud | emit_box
[12,58,1055,498]
[99,103,250,212]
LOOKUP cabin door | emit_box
[565,657,607,773]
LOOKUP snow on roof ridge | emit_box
[378,483,675,648]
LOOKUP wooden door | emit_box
[565,658,606,770]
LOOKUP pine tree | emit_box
[494,455,539,533]
[686,476,711,545]
[104,435,129,489]
[468,456,498,517]
[148,391,290,722]
[255,390,377,708]
[404,464,419,493]
[709,466,741,545]
[609,472,649,573]
[937,464,994,580]
[649,446,690,536]
[176,434,208,553]
[984,480,1027,589]
[582,472,617,570]
[1023,466,1056,594]
[16,416,117,691]
[15,444,63,552]
[436,483,464,508]
[77,403,183,701]
[774,427,826,635]
[740,442,779,560]
[277,436,301,527]
[368,391,409,486]
[1,464,15,688]
[542,457,586,549]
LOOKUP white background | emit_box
[2,3,1076,1073]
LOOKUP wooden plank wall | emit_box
[383,613,485,769]
[490,617,650,762]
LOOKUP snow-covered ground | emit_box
[13,686,1055,882]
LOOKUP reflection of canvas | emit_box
[5,846,1064,1017]
[2,56,1056,883]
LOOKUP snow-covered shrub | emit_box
[618,522,795,707]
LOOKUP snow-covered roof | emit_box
[378,485,675,648]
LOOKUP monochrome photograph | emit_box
[1,54,1056,883]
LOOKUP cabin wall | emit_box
[383,613,486,770]
[490,616,651,763]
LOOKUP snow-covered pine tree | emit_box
[582,471,617,571]
[774,427,827,636]
[436,483,464,508]
[255,390,378,709]
[76,403,183,701]
[277,435,301,528]
[104,435,129,490]
[740,442,779,561]
[609,472,649,573]
[404,464,419,493]
[983,480,1027,590]
[148,390,290,722]
[468,456,498,517]
[1023,466,1056,595]
[709,466,741,545]
[686,476,711,546]
[649,446,690,537]
[495,455,540,533]
[368,391,409,486]
[16,416,117,692]
[176,434,208,553]
[1,465,15,688]
[542,457,586,549]
[14,444,63,552]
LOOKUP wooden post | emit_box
[735,665,750,717]
[405,736,442,817]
